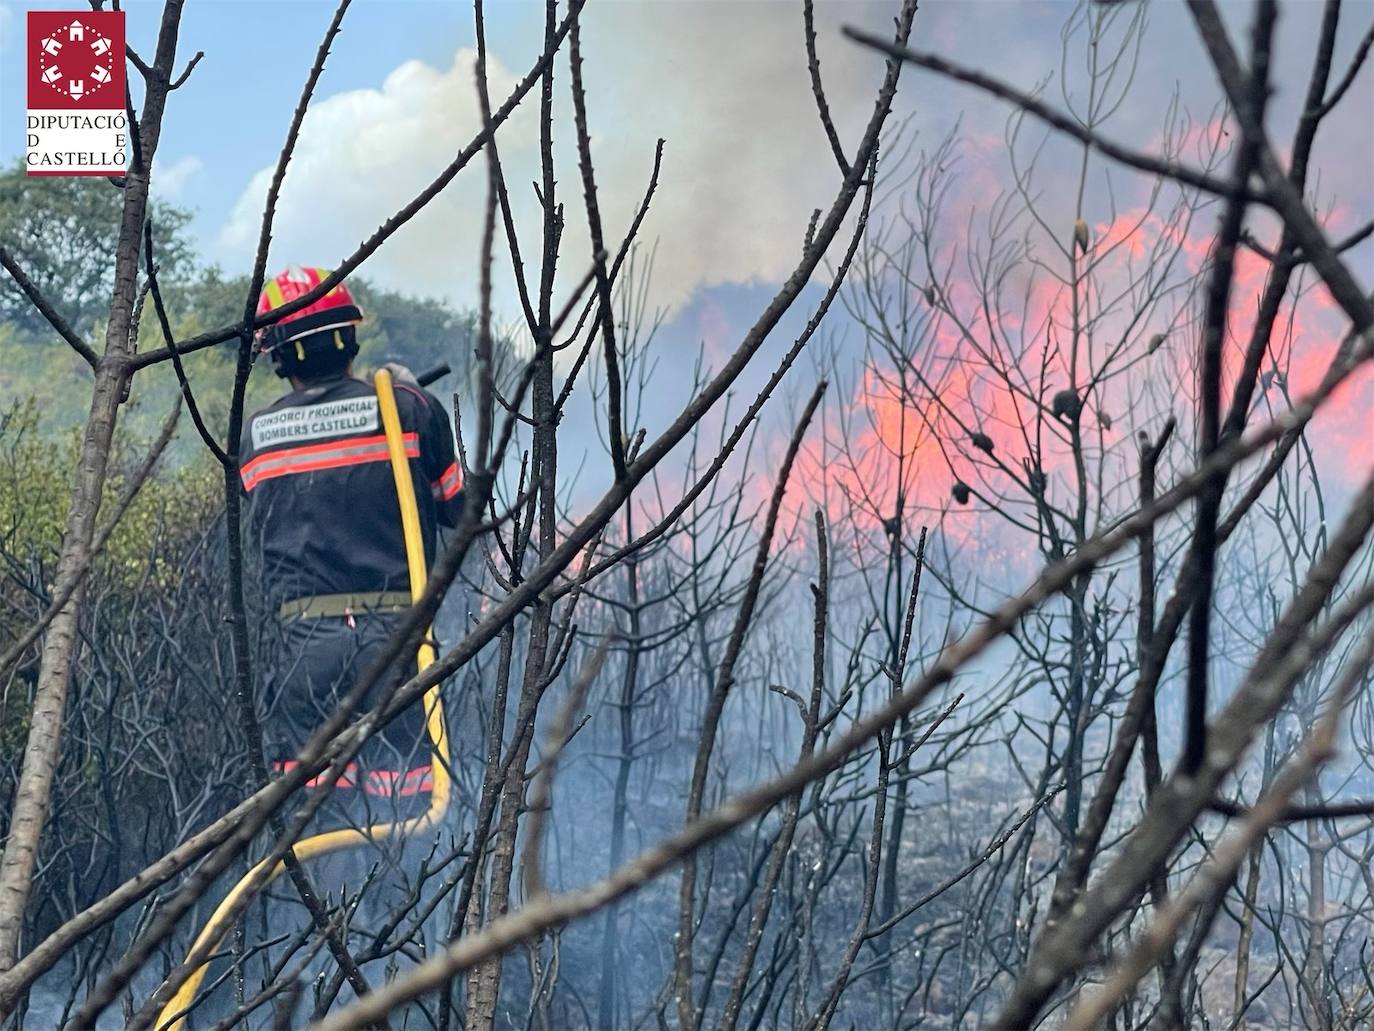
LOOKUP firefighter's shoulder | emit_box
[391,380,447,425]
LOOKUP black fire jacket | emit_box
[239,373,463,608]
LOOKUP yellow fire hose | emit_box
[157,369,452,1030]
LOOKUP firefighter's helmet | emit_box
[256,265,365,376]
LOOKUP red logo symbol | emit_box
[27,11,125,110]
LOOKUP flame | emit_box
[585,154,1369,585]
[817,193,1371,569]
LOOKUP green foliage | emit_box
[0,400,220,601]
[159,264,252,338]
[0,401,75,557]
[0,159,194,337]
[0,150,487,443]
[350,280,479,379]
[0,320,102,432]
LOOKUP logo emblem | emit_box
[34,18,118,104]
[25,11,127,176]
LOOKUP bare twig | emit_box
[1067,625,1374,1030]
[841,27,1252,201]
[804,0,850,175]
[1183,0,1276,775]
[301,431,1370,1031]
[865,785,1062,940]
[5,318,1362,1017]
[0,246,98,367]
[996,470,1374,1028]
[718,507,831,1031]
[142,219,227,466]
[568,8,628,480]
[675,380,828,1028]
[0,0,188,975]
[521,643,612,899]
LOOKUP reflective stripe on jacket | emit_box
[239,373,463,607]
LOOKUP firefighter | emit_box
[239,264,463,820]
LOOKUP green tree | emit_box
[0,159,194,337]
[350,280,479,378]
[160,265,250,338]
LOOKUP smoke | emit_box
[214,3,896,319]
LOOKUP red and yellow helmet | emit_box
[256,264,364,355]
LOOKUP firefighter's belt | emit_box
[277,591,413,623]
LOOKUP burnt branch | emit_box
[0,247,98,367]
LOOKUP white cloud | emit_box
[214,4,892,318]
[153,154,203,202]
[218,48,526,307]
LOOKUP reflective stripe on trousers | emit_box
[271,760,434,797]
